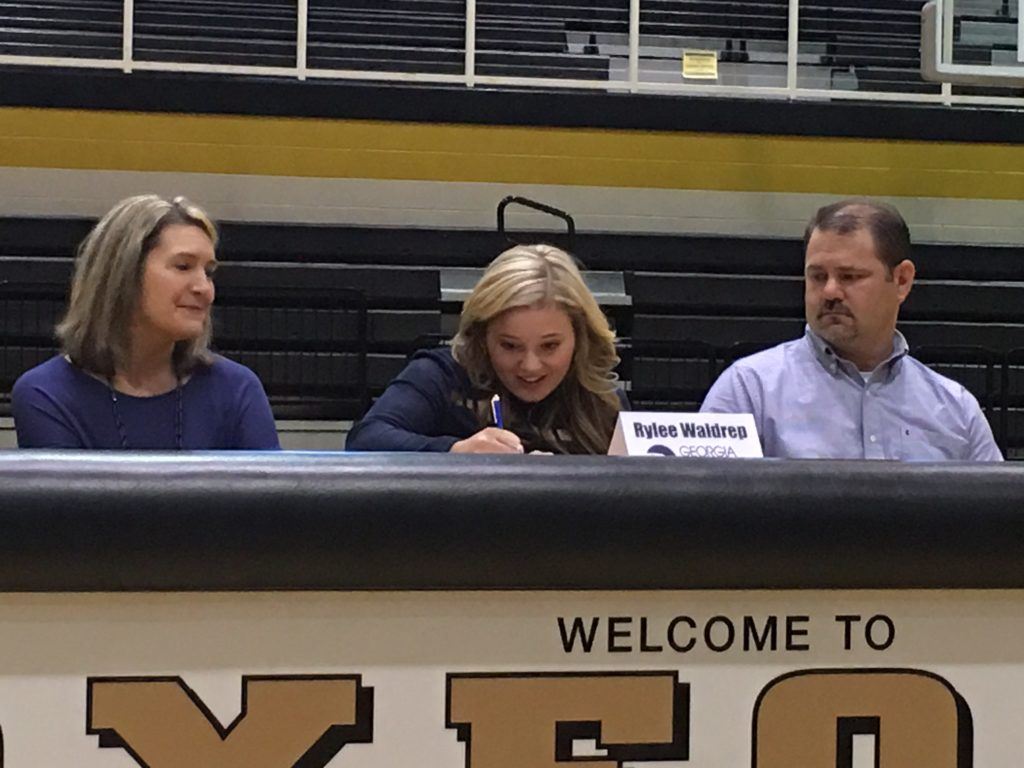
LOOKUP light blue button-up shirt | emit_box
[701,327,1003,461]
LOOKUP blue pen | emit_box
[490,394,504,429]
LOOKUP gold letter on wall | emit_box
[753,669,972,768]
[447,672,689,768]
[87,675,372,768]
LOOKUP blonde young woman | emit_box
[347,244,626,454]
[12,195,279,449]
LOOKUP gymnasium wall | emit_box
[1,69,1022,247]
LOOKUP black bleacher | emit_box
[4,0,1019,99]
[134,0,297,67]
[640,0,789,41]
[0,0,610,78]
[632,314,1024,360]
[801,0,939,94]
[0,0,122,59]
[0,254,441,421]
[625,339,718,412]
[4,0,1016,96]
[633,0,939,94]
[628,272,1024,323]
[307,0,611,78]
[213,262,440,417]
[2,217,1022,454]
[626,267,1024,453]
[477,0,629,35]
[5,218,1022,280]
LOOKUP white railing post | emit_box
[786,0,799,95]
[628,0,640,92]
[942,0,954,104]
[297,0,308,80]
[465,0,476,87]
[122,0,134,73]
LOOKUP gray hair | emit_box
[57,194,217,377]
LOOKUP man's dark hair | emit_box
[803,199,911,273]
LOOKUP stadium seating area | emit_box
[0,0,1017,92]
[0,0,123,59]
[2,216,1022,456]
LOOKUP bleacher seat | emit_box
[0,0,122,59]
[640,0,789,41]
[2,0,1016,97]
[0,256,443,421]
[624,339,718,412]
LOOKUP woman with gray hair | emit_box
[347,244,626,454]
[12,194,279,449]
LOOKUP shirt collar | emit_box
[803,325,909,380]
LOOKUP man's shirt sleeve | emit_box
[701,364,759,416]
[961,389,1004,462]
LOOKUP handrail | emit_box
[497,197,576,251]
[121,0,133,73]
[0,1,1022,107]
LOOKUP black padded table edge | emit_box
[0,451,1020,592]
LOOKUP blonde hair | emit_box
[451,244,621,454]
[57,194,217,378]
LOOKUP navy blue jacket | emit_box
[346,348,627,453]
[347,348,477,452]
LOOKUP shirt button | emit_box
[869,435,877,443]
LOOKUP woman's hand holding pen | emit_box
[450,427,524,454]
[448,394,523,453]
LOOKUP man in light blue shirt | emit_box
[701,199,1002,461]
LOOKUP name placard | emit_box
[608,411,763,458]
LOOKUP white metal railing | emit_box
[922,0,1024,88]
[0,0,1021,108]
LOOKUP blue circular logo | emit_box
[646,444,675,456]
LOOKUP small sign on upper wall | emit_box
[682,50,719,79]
[608,411,763,458]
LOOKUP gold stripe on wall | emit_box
[0,107,1022,201]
